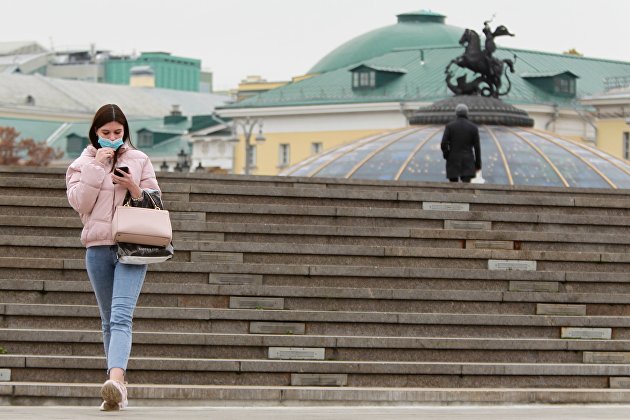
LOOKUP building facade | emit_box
[0,42,212,93]
[217,10,630,176]
[0,72,232,171]
[105,52,201,92]
[581,84,630,161]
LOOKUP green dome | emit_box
[308,10,464,74]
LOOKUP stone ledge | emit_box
[189,184,400,201]
[3,216,629,245]
[6,355,630,377]
[6,328,630,351]
[4,382,630,404]
[401,191,576,207]
[3,165,626,194]
[7,193,629,227]
[9,279,630,305]
[6,236,625,264]
[9,302,630,328]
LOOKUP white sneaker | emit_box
[100,379,128,411]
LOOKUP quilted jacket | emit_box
[66,144,160,247]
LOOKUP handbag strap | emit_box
[123,190,162,210]
[145,191,161,210]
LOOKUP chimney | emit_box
[171,104,182,116]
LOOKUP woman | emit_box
[66,104,160,411]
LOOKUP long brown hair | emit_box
[89,104,135,171]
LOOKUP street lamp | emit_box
[232,117,265,175]
[175,149,191,173]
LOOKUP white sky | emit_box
[2,0,630,90]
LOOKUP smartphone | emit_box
[114,166,130,177]
[113,166,129,183]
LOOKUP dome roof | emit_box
[308,10,464,74]
[280,126,630,189]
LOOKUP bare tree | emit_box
[0,126,63,166]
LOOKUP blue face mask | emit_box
[97,137,124,150]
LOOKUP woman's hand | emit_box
[95,147,115,164]
[112,170,143,199]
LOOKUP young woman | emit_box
[66,104,160,410]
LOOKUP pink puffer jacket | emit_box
[66,144,160,248]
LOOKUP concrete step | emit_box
[3,239,629,273]
[3,355,630,388]
[2,303,630,338]
[3,275,630,302]
[4,279,630,316]
[3,165,629,199]
[1,258,628,289]
[2,328,630,362]
[2,176,630,217]
[2,167,630,404]
[5,195,630,235]
[3,382,630,406]
[3,215,630,250]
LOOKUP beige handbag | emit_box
[112,193,172,247]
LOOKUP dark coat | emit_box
[440,116,482,179]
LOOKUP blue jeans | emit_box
[85,245,147,374]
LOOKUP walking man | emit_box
[440,103,482,183]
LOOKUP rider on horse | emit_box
[445,20,515,97]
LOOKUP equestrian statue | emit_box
[445,20,516,98]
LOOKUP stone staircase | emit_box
[0,166,629,406]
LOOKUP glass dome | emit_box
[280,126,630,189]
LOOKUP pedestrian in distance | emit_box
[66,103,160,411]
[440,103,482,183]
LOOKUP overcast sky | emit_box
[2,0,629,90]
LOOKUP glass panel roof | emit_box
[314,129,414,178]
[517,129,610,188]
[399,133,445,182]
[475,127,510,185]
[352,127,435,180]
[281,125,630,189]
[546,135,630,189]
[285,134,378,177]
[490,127,565,187]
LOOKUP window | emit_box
[352,70,376,88]
[311,142,323,155]
[67,135,85,154]
[278,143,290,167]
[555,78,575,95]
[624,132,630,160]
[138,131,154,147]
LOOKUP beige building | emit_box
[218,10,630,176]
[235,75,288,102]
[581,86,630,161]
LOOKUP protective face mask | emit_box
[97,137,124,150]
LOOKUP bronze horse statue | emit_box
[446,22,516,97]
